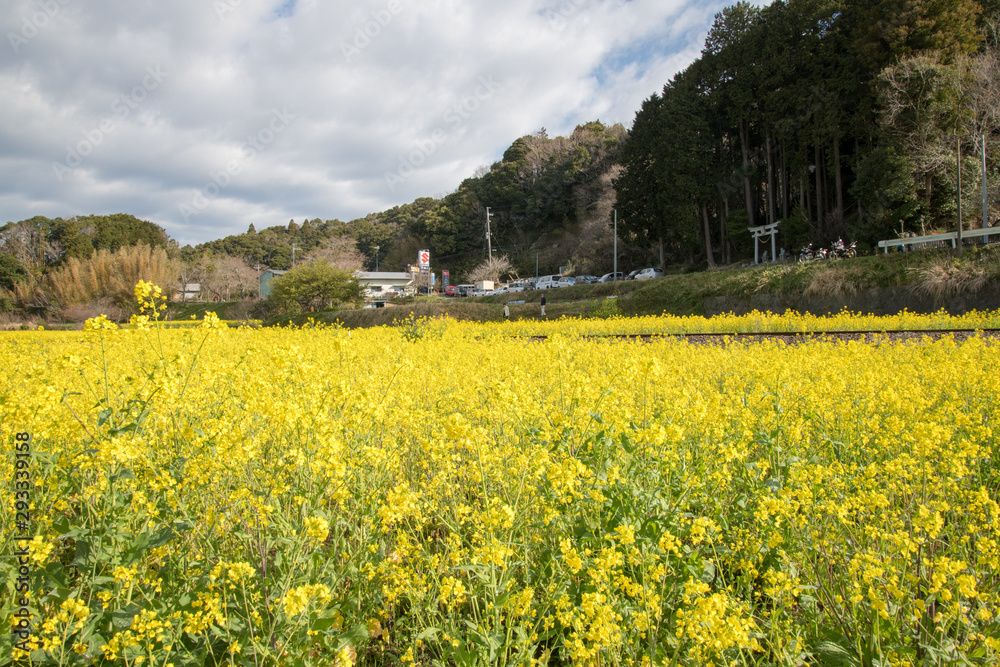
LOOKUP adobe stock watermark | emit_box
[384,75,502,192]
[8,0,72,54]
[51,65,167,183]
[179,108,296,222]
[214,0,244,21]
[340,0,404,63]
[543,0,587,31]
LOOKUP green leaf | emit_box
[149,524,176,549]
[810,635,861,667]
[311,616,339,633]
[72,539,92,567]
[341,623,369,645]
[110,468,136,481]
[111,603,142,629]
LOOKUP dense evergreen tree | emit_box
[0,214,168,269]
[0,254,28,291]
[616,0,1000,260]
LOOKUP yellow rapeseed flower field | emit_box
[2,283,999,666]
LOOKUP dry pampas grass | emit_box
[804,267,863,298]
[911,261,992,301]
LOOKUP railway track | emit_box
[522,329,1000,344]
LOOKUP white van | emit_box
[634,268,665,280]
[534,275,561,289]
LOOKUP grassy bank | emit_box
[618,245,1000,316]
[18,245,993,330]
[281,246,1000,327]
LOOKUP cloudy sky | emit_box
[2,0,750,246]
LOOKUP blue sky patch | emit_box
[593,35,676,87]
[272,0,297,20]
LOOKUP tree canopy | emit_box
[615,0,999,262]
[0,214,169,270]
[268,261,362,311]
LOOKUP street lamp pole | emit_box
[375,245,380,272]
[613,209,618,278]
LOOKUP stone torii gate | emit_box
[749,222,780,265]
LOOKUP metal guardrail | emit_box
[878,227,999,253]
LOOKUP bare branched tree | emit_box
[201,256,257,301]
[466,255,514,284]
[964,31,1000,138]
[878,53,962,223]
[305,236,365,272]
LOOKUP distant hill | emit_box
[0,123,647,317]
[0,213,169,279]
[181,121,643,281]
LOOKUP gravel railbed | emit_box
[525,330,1000,345]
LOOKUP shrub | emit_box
[268,261,362,311]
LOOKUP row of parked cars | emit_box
[530,267,665,289]
[442,268,666,297]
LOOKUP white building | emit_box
[355,272,414,300]
[175,283,201,302]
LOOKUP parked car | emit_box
[507,283,525,293]
[534,275,562,289]
[574,275,598,284]
[555,276,576,288]
[445,286,457,297]
[625,269,642,280]
[634,267,665,280]
[455,284,475,297]
[598,272,623,282]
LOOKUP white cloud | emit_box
[0,0,752,246]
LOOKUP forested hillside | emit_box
[184,121,633,280]
[0,124,631,315]
[0,214,169,280]
[0,214,175,315]
[616,0,1000,265]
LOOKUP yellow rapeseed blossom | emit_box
[304,515,330,541]
[2,290,999,666]
[281,583,332,617]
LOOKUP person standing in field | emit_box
[540,294,546,317]
[503,302,510,320]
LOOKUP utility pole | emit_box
[485,207,493,258]
[374,245,380,272]
[984,134,990,229]
[292,243,297,267]
[613,209,618,278]
[957,135,963,258]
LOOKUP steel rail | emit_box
[517,329,1000,342]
